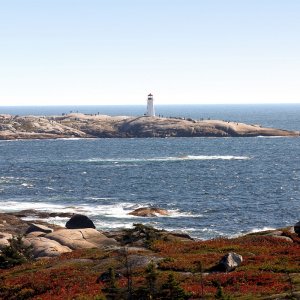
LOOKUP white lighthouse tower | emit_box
[146,93,155,117]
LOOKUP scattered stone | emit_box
[215,252,243,272]
[45,228,117,250]
[66,214,96,229]
[26,223,54,235]
[128,207,170,217]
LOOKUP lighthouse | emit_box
[146,93,155,117]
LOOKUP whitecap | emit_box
[246,226,276,234]
[167,209,203,218]
[45,187,54,190]
[80,155,250,164]
[21,183,34,188]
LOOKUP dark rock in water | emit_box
[66,214,96,229]
[10,209,73,219]
[128,207,170,217]
[294,221,300,235]
[212,252,243,272]
[26,223,53,235]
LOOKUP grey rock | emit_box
[218,252,243,272]
[66,214,96,229]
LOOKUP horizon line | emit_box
[1,102,300,107]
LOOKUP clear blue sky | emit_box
[0,0,299,105]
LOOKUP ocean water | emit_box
[0,104,299,239]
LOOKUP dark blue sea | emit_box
[0,105,299,239]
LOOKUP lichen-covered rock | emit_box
[66,214,96,229]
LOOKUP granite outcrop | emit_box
[0,113,299,139]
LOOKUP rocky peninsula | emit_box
[0,113,299,140]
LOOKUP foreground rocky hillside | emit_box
[0,113,299,139]
[1,211,300,299]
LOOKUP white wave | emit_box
[256,136,289,138]
[21,183,34,188]
[0,200,201,222]
[81,155,250,163]
[58,138,84,141]
[167,209,203,218]
[0,201,78,213]
[94,220,133,230]
[0,176,16,180]
[45,187,54,190]
[247,227,276,234]
[148,155,250,161]
[0,176,20,184]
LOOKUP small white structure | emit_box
[146,93,155,117]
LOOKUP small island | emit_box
[0,113,299,140]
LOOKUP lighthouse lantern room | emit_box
[146,93,155,117]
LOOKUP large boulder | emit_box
[24,236,72,258]
[128,207,170,217]
[294,221,300,236]
[216,252,243,272]
[45,228,118,250]
[66,214,96,229]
